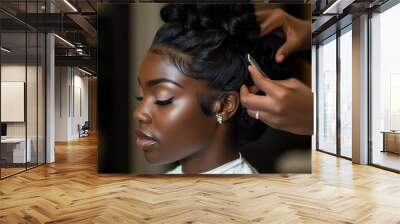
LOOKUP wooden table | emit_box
[1,138,32,163]
[381,131,400,154]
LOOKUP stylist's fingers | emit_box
[249,85,260,94]
[246,109,284,129]
[275,78,300,89]
[256,9,284,37]
[248,65,283,96]
[247,109,266,121]
[240,85,275,111]
[275,41,296,63]
[278,78,310,92]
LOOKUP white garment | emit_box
[166,153,258,174]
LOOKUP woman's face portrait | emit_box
[133,49,219,165]
[125,3,311,174]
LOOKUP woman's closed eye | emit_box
[134,96,174,106]
[155,97,174,106]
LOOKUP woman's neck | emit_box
[179,127,239,174]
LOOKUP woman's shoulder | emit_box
[227,157,259,174]
[165,154,258,174]
[205,154,258,174]
[166,165,182,174]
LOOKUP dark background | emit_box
[97,4,132,173]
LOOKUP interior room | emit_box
[0,0,97,180]
[0,0,399,223]
[312,0,400,172]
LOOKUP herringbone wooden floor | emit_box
[1,134,400,224]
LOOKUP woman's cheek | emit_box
[155,98,207,148]
[179,98,215,140]
[168,97,206,127]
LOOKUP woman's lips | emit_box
[135,129,157,150]
[136,138,156,150]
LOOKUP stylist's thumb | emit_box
[275,41,295,63]
[248,65,281,95]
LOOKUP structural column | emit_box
[352,14,369,164]
[46,1,55,163]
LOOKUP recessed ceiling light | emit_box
[322,0,357,15]
[54,34,75,48]
[78,67,92,76]
[63,0,78,12]
[1,47,11,53]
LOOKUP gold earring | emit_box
[216,114,223,124]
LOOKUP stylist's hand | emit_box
[240,65,313,135]
[256,9,311,63]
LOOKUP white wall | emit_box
[55,67,89,141]
[55,66,69,141]
[1,63,45,164]
[311,45,317,151]
[1,65,26,133]
[1,65,39,138]
[73,72,89,138]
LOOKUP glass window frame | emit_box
[338,24,353,160]
[0,1,47,180]
[368,0,400,173]
[315,23,353,161]
[316,33,338,156]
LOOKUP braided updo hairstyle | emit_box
[150,4,294,146]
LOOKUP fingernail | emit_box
[276,54,285,63]
[247,65,254,73]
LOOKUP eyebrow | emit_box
[137,77,184,89]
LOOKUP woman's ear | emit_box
[218,91,240,122]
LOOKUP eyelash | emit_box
[155,97,174,106]
[135,96,174,106]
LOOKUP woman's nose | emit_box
[133,102,152,125]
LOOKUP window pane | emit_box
[340,29,352,158]
[1,31,28,177]
[317,36,337,154]
[371,3,400,171]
